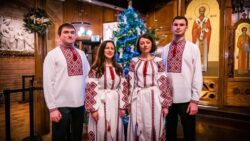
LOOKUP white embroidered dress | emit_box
[127,57,172,141]
[85,66,128,141]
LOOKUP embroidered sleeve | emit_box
[128,59,136,105]
[85,69,100,113]
[157,61,172,108]
[157,60,165,72]
[118,76,129,109]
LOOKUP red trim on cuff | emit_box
[190,100,199,105]
[162,105,169,108]
[49,108,58,112]
[90,110,97,113]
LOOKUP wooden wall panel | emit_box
[0,57,35,101]
[0,1,35,91]
[199,77,219,106]
[63,0,78,23]
[47,0,63,51]
[103,8,118,22]
[63,0,118,38]
[88,4,103,37]
[146,1,177,47]
[226,79,250,106]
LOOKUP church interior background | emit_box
[0,0,250,140]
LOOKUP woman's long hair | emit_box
[91,40,123,78]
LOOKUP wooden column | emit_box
[177,0,186,16]
[34,32,50,135]
[33,0,50,135]
[219,0,232,107]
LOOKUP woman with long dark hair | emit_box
[85,40,128,141]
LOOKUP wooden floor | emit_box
[0,100,88,141]
[195,106,250,141]
[1,101,250,141]
[196,114,250,141]
[0,101,30,141]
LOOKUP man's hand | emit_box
[162,108,169,117]
[186,102,198,115]
[91,111,99,122]
[119,109,126,117]
[50,109,62,123]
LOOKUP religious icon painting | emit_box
[185,0,220,73]
[234,20,250,77]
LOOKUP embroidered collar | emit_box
[172,39,186,45]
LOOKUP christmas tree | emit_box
[113,0,146,75]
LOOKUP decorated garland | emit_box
[23,8,51,35]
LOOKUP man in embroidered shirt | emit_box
[161,16,203,141]
[43,23,90,141]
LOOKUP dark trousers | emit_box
[166,102,196,141]
[52,106,84,141]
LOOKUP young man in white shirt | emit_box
[161,16,203,141]
[43,23,90,141]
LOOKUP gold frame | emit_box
[232,19,250,77]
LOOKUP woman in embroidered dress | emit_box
[85,40,128,141]
[127,34,172,141]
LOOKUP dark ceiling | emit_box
[97,0,171,14]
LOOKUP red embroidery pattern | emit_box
[128,74,132,83]
[135,60,143,87]
[167,41,185,73]
[158,75,172,107]
[157,60,165,72]
[190,100,199,104]
[129,60,136,72]
[60,46,83,76]
[143,61,148,77]
[109,67,115,89]
[85,82,97,112]
[88,131,95,141]
[109,67,115,80]
[128,74,133,96]
[143,61,148,87]
[121,81,129,108]
[150,61,155,86]
[160,127,166,141]
[88,69,97,78]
